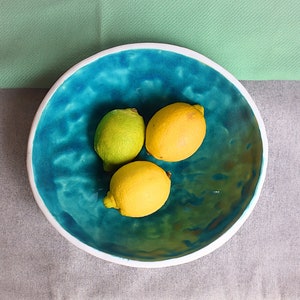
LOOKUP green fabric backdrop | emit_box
[0,0,299,87]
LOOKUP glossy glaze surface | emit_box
[30,46,264,262]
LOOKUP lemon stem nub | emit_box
[103,161,115,172]
[128,108,138,113]
[166,171,172,179]
[103,191,118,209]
[193,104,204,116]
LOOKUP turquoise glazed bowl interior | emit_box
[27,43,268,268]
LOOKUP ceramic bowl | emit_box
[27,43,268,268]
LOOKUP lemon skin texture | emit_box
[145,102,206,162]
[103,161,171,218]
[94,108,145,171]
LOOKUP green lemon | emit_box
[94,108,145,171]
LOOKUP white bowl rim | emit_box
[27,42,268,268]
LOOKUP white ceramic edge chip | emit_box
[27,43,268,268]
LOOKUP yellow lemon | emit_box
[145,102,206,162]
[94,108,145,171]
[103,161,171,218]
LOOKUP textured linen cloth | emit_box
[0,1,300,87]
[0,81,300,299]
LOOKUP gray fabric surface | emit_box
[0,81,299,299]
